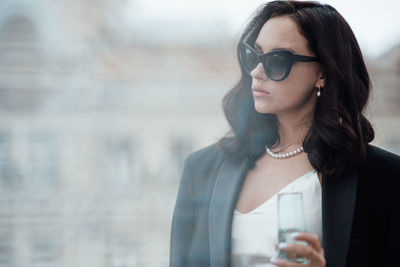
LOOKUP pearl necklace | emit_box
[265,145,304,159]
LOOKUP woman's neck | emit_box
[274,111,313,150]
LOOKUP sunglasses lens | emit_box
[241,47,258,73]
[241,43,293,81]
[265,53,291,81]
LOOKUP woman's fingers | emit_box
[271,256,310,267]
[280,242,319,260]
[272,241,326,266]
[291,232,323,253]
[272,233,326,266]
[271,257,299,266]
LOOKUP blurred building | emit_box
[0,0,399,266]
[0,0,235,266]
[365,44,400,152]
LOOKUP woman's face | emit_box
[250,16,323,116]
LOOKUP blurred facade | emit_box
[0,0,398,266]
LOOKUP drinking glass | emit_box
[277,192,309,264]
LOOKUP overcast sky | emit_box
[127,0,400,58]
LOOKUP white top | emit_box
[230,169,322,267]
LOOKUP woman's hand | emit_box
[271,232,326,267]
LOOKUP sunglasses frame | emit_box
[240,42,319,81]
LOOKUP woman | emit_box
[169,1,400,267]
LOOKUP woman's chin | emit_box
[254,103,274,114]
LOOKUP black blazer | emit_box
[170,144,400,267]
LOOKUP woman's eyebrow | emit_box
[254,42,264,53]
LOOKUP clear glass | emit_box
[277,192,310,264]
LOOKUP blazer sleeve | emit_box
[170,154,195,267]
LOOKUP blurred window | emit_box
[105,138,134,193]
[0,15,42,112]
[0,135,13,190]
[0,15,37,44]
[0,230,13,267]
[105,235,137,267]
[30,236,60,267]
[26,136,57,193]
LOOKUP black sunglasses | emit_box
[240,42,319,81]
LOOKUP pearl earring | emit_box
[317,85,321,97]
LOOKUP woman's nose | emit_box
[250,62,267,80]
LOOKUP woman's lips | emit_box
[252,86,270,97]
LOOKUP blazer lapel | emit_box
[322,168,358,267]
[208,157,250,267]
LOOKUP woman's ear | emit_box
[316,71,325,88]
[319,75,325,88]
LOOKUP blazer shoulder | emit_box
[178,143,226,195]
[185,142,225,168]
[367,145,400,164]
[365,144,400,175]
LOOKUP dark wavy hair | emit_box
[217,0,374,180]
